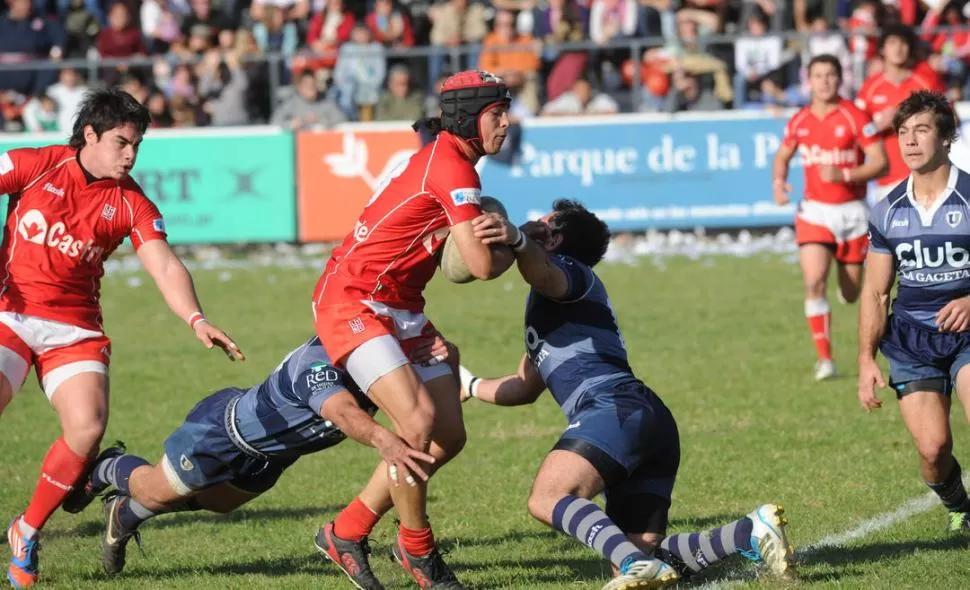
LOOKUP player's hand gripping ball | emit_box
[440,196,510,284]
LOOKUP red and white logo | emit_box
[17,209,106,261]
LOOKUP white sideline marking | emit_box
[696,478,970,589]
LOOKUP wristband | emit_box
[510,226,527,252]
[188,312,207,330]
[458,365,479,399]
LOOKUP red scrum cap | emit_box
[439,70,511,145]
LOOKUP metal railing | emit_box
[2,24,969,119]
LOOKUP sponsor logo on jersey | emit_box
[948,211,963,228]
[0,153,12,176]
[891,219,909,228]
[152,218,165,232]
[863,122,878,138]
[896,240,970,270]
[43,182,64,197]
[450,188,481,206]
[306,362,341,390]
[797,144,859,167]
[16,209,106,262]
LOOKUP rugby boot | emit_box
[814,359,837,381]
[601,557,679,590]
[948,511,970,532]
[63,442,127,514]
[101,491,142,575]
[315,521,385,590]
[391,538,465,589]
[740,503,796,578]
[7,516,39,588]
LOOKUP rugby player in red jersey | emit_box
[773,54,888,381]
[0,88,242,587]
[856,24,945,204]
[312,70,516,589]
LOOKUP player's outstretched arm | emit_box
[458,354,546,406]
[136,240,244,361]
[320,392,436,486]
[474,216,570,299]
[857,250,895,412]
[448,219,515,280]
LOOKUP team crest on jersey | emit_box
[862,123,878,138]
[0,153,12,176]
[450,188,481,206]
[835,126,845,137]
[948,211,963,228]
[101,204,116,221]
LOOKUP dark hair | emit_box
[69,88,150,149]
[892,90,958,144]
[879,23,916,54]
[551,199,610,267]
[807,54,843,81]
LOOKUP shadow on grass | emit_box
[48,504,343,540]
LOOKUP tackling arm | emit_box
[858,251,896,363]
[449,220,515,280]
[320,391,396,449]
[512,232,570,300]
[459,353,546,406]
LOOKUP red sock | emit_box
[399,524,436,557]
[805,298,832,361]
[333,497,381,542]
[23,437,89,533]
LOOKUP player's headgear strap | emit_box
[439,70,511,142]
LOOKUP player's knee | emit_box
[526,490,557,525]
[434,422,467,462]
[916,437,952,468]
[803,277,826,298]
[63,417,106,457]
[396,405,436,451]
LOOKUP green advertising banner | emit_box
[0,127,296,244]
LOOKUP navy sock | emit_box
[551,495,649,572]
[658,517,754,573]
[92,454,150,494]
[927,458,970,513]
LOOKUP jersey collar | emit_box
[905,163,959,226]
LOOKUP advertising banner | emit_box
[0,128,296,244]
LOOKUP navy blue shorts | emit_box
[162,388,295,495]
[880,314,970,396]
[554,380,680,534]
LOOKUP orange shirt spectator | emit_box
[478,10,539,76]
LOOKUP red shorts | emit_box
[795,199,869,265]
[0,312,111,400]
[313,300,437,367]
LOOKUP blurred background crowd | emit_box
[1,0,969,132]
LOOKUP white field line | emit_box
[694,479,969,589]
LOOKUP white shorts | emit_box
[343,302,452,394]
[795,200,870,264]
[0,312,110,400]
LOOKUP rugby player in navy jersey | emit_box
[461,200,796,589]
[64,335,450,585]
[859,90,970,531]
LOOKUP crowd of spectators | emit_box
[1,0,969,132]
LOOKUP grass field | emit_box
[2,251,970,589]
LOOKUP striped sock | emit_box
[927,457,970,513]
[92,454,150,494]
[551,495,648,572]
[116,495,204,530]
[657,517,754,573]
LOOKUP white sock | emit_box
[18,517,37,540]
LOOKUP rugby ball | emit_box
[440,196,509,284]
